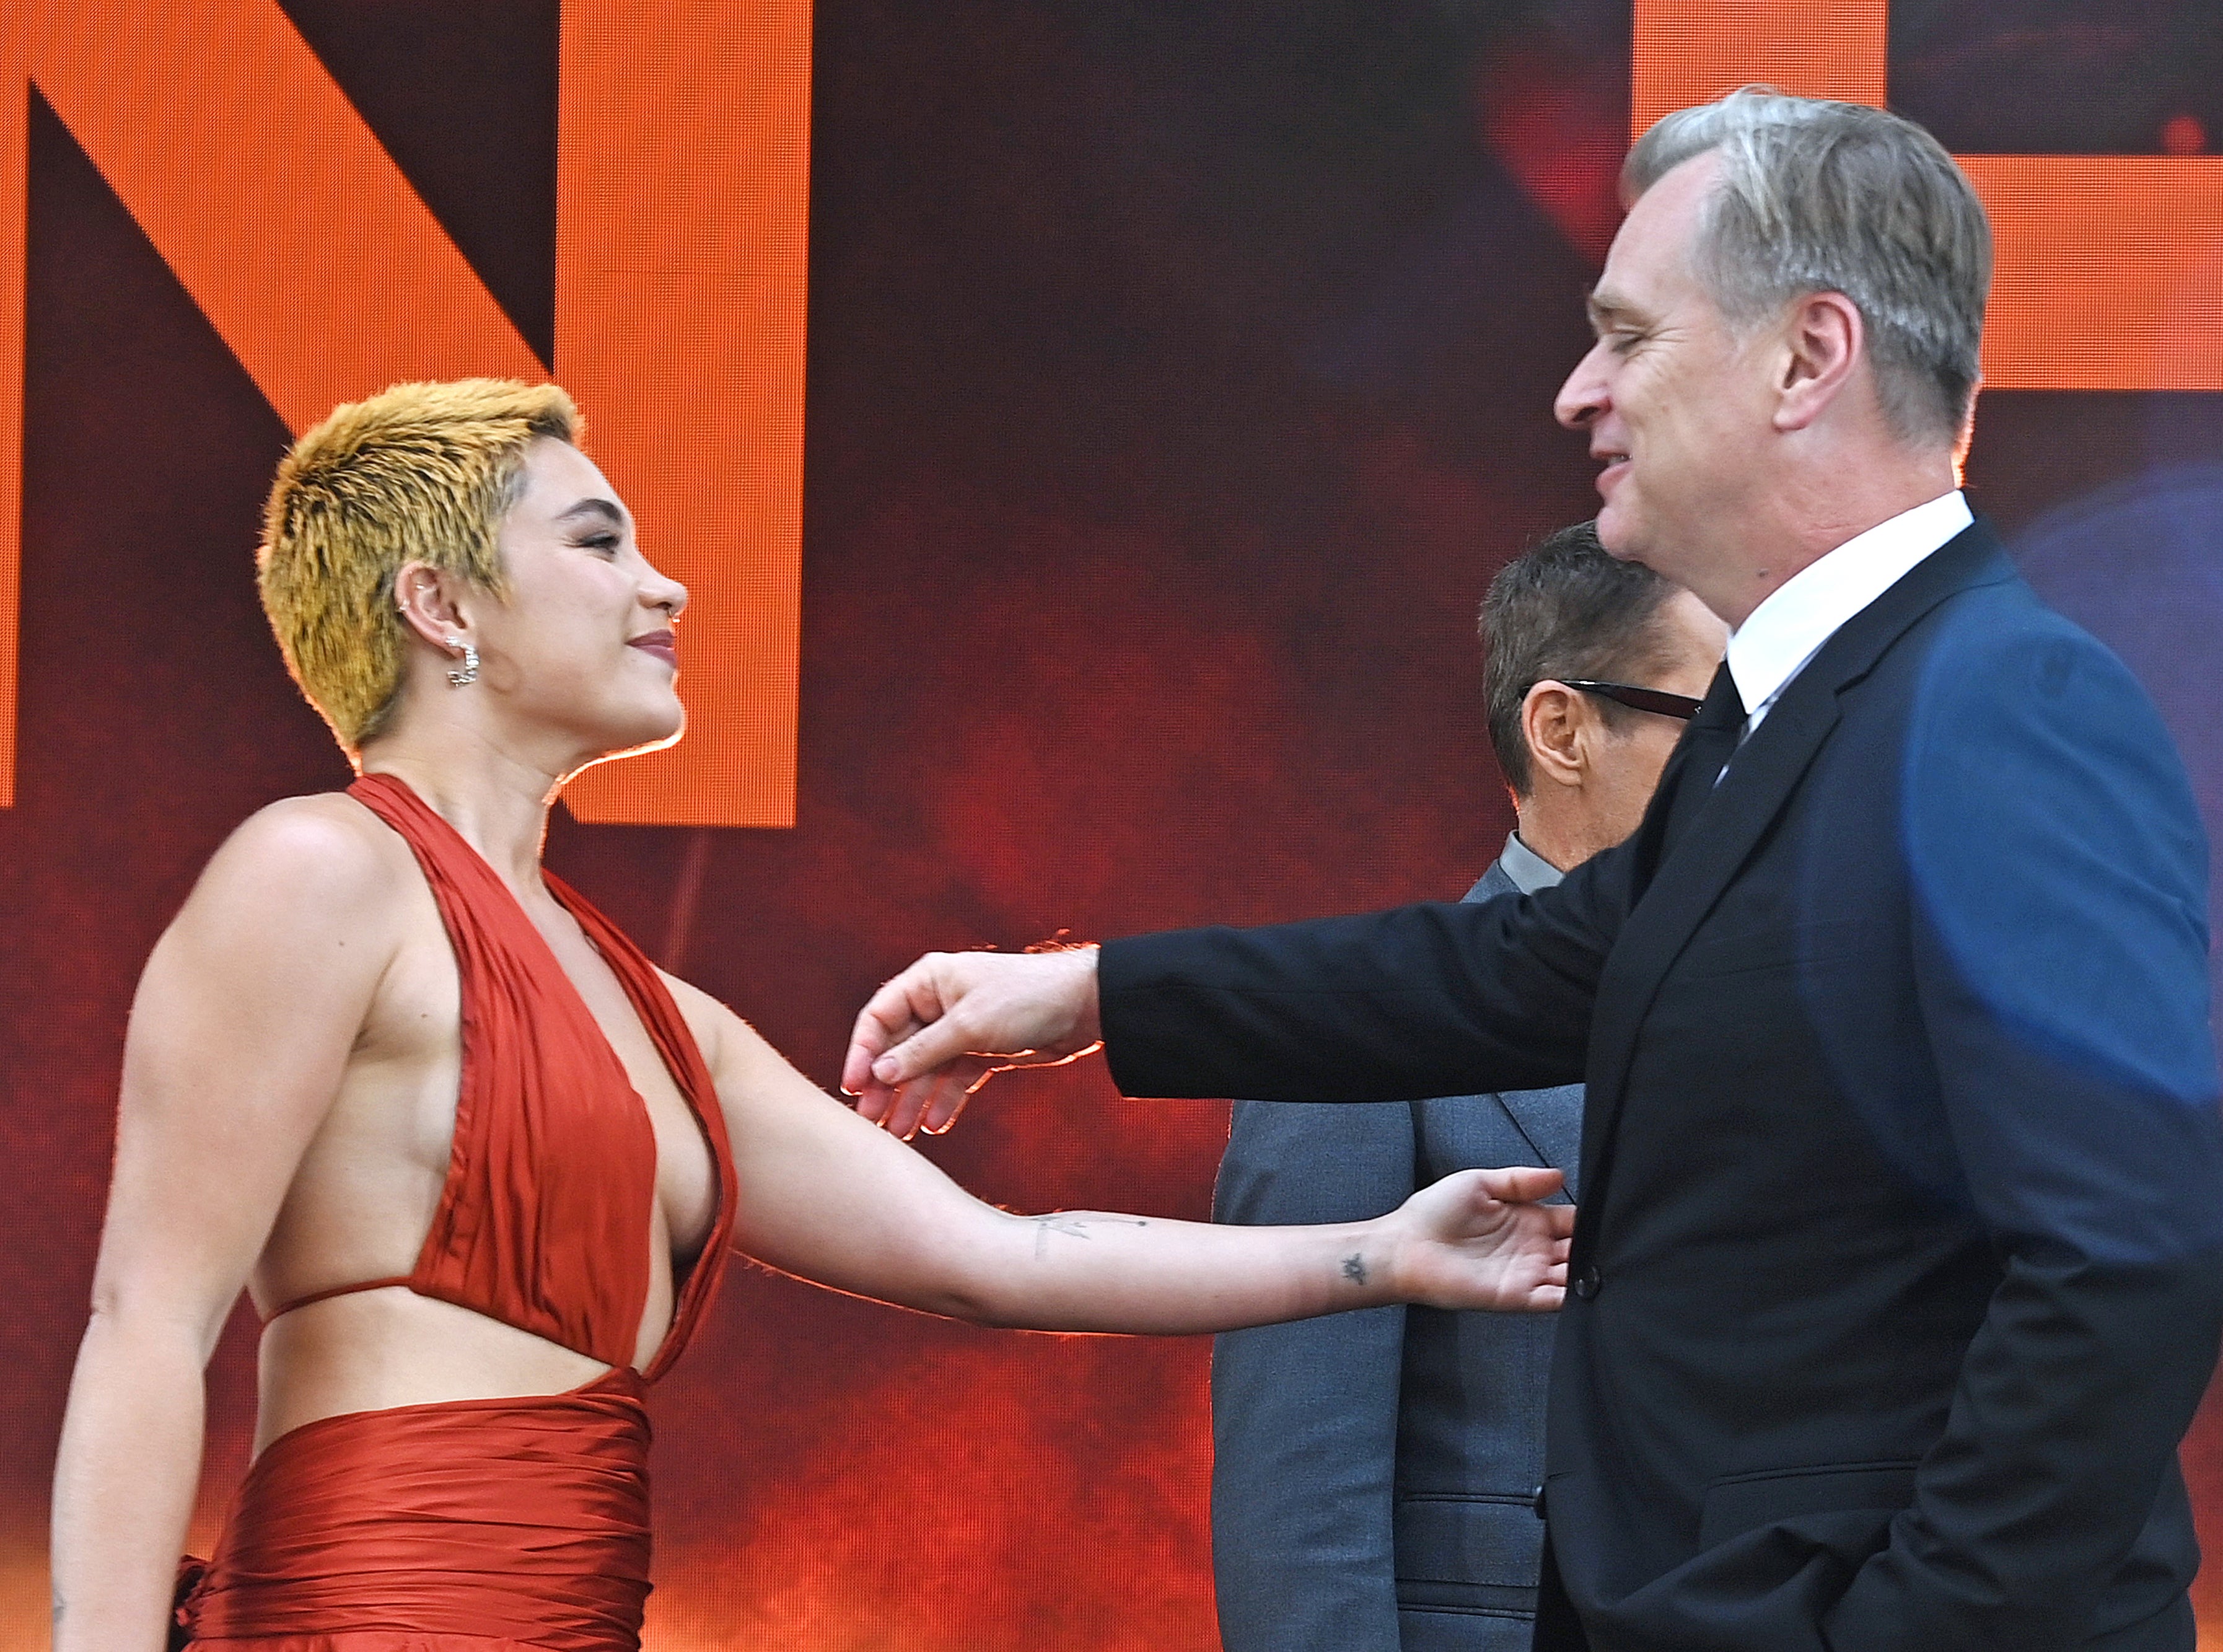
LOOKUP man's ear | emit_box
[1773,290,1864,434]
[1522,682,1591,791]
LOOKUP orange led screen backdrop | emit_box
[2,2,2222,1648]
[0,0,809,825]
[1629,0,2223,390]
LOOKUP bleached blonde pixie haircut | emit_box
[258,378,580,752]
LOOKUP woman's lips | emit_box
[628,631,678,667]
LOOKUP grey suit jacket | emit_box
[1212,857,1583,1652]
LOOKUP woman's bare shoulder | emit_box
[176,791,413,942]
[130,793,419,1070]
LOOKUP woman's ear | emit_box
[1521,682,1591,792]
[393,561,473,651]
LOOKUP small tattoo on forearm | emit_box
[1028,1211,1147,1260]
[1342,1253,1368,1286]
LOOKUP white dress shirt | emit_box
[1727,490,1973,736]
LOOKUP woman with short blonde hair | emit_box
[50,378,1571,1652]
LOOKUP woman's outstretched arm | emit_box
[677,981,1571,1332]
[50,801,397,1652]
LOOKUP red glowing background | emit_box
[2,2,2222,1648]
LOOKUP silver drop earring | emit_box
[445,638,480,688]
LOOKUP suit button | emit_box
[1532,1483,1548,1521]
[1572,1265,1601,1300]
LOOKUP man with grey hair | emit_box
[847,90,2223,1651]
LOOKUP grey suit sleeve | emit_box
[1212,1099,1416,1652]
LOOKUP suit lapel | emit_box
[1574,692,1841,1182]
[1466,861,1521,903]
[1468,855,1585,1188]
[1573,522,2021,1219]
[1496,1084,1584,1194]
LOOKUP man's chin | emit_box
[1594,504,1649,565]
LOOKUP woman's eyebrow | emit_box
[555,497,628,529]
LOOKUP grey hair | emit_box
[1624,88,1990,446]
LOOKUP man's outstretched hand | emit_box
[843,947,1105,1137]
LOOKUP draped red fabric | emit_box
[174,775,742,1650]
[302,773,739,1374]
[183,1369,654,1652]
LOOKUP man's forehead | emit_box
[1615,153,1715,258]
[1586,170,1716,327]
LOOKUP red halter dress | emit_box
[178,774,739,1652]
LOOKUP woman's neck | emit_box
[356,732,562,894]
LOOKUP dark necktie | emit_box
[1663,661,1746,846]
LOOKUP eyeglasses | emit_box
[1554,679,1705,721]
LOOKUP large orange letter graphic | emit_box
[1633,1,2223,393]
[0,0,810,824]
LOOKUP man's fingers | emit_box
[842,975,927,1095]
[884,1081,929,1141]
[843,948,1105,1136]
[874,1063,963,1140]
[867,1009,984,1090]
[918,1072,979,1135]
[843,966,967,1104]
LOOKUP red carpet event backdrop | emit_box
[2,1,2222,1646]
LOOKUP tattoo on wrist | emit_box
[1342,1252,1368,1286]
[1028,1211,1147,1260]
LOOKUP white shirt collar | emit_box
[1726,490,1972,730]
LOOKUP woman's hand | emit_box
[1381,1166,1574,1312]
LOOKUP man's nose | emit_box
[1554,343,1610,431]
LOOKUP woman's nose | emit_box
[644,567,688,619]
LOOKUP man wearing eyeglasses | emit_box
[1211,522,1724,1652]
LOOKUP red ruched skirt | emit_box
[180,1368,652,1652]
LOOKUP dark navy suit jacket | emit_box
[1103,524,2223,1652]
[1211,858,1583,1652]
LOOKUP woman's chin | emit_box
[569,705,686,769]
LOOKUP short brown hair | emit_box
[258,378,579,751]
[1480,522,1680,797]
